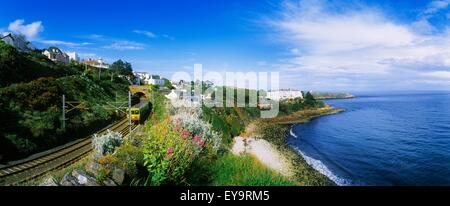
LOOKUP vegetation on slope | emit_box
[206,153,296,186]
[0,41,78,87]
[0,42,134,163]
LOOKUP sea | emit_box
[288,91,450,186]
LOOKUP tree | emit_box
[304,91,317,108]
[150,84,160,91]
[110,60,133,77]
[163,78,175,90]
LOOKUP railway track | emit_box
[0,118,139,186]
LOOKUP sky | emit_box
[1,0,450,92]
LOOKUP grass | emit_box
[263,105,345,125]
[208,153,297,186]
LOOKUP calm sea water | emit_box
[288,92,450,186]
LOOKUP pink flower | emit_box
[199,140,205,147]
[166,147,174,157]
[194,135,201,143]
[181,130,191,140]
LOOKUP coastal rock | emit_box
[60,173,79,186]
[112,168,125,185]
[85,161,101,176]
[102,178,117,186]
[39,176,59,186]
[72,169,100,186]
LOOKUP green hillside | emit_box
[0,41,132,163]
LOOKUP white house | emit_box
[81,58,109,69]
[1,32,35,52]
[266,89,303,101]
[148,76,165,86]
[42,47,70,64]
[134,72,165,86]
[134,72,151,85]
[66,52,79,62]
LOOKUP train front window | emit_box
[132,110,140,115]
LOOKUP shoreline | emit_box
[281,106,346,185]
[315,96,356,100]
[231,105,346,185]
[255,105,346,185]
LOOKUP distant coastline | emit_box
[312,92,356,100]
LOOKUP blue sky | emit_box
[1,0,450,91]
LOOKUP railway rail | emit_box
[0,118,139,186]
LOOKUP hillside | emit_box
[0,42,131,163]
[0,41,80,87]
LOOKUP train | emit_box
[127,101,152,124]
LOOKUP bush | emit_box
[93,130,124,156]
[171,112,221,154]
[143,118,207,185]
[113,144,144,177]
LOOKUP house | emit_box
[66,52,79,62]
[134,72,165,86]
[148,75,165,86]
[266,89,303,101]
[133,72,151,85]
[81,58,110,69]
[1,32,35,52]
[258,103,272,110]
[42,47,70,64]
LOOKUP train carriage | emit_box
[127,101,152,124]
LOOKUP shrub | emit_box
[93,130,123,156]
[113,144,144,177]
[171,112,221,154]
[143,118,207,185]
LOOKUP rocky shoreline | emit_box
[227,106,346,186]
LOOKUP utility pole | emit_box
[62,94,66,130]
[98,67,101,80]
[61,95,85,131]
[115,92,118,114]
[128,91,132,138]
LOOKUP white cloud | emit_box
[268,0,450,90]
[39,40,92,47]
[104,40,146,50]
[161,34,175,40]
[134,30,157,38]
[413,0,450,34]
[422,71,450,79]
[8,19,44,40]
[290,48,300,54]
[424,0,450,15]
[80,34,105,40]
